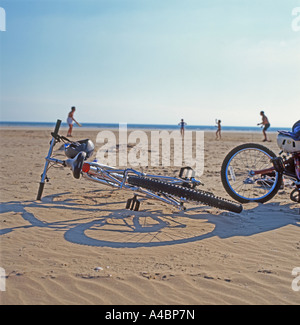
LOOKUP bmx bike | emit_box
[37,119,243,213]
[221,121,300,204]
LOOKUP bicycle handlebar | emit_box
[50,119,74,144]
[51,119,62,139]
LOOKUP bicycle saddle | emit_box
[65,139,94,159]
[65,151,86,179]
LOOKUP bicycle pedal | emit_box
[134,200,140,211]
[179,166,195,179]
[271,157,285,173]
[125,198,132,210]
[125,197,140,211]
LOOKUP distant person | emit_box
[67,106,81,137]
[215,119,222,140]
[257,111,270,142]
[178,119,187,137]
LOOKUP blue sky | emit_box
[0,0,299,127]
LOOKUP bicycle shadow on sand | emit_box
[0,191,299,248]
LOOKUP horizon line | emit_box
[0,120,291,129]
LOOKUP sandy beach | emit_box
[0,127,299,305]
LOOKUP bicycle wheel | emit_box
[221,143,282,203]
[128,176,243,213]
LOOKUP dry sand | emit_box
[0,127,299,305]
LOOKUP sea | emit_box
[0,121,291,133]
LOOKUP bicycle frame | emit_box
[37,120,202,210]
[250,152,300,185]
[81,162,197,209]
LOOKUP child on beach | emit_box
[179,119,187,137]
[216,119,221,140]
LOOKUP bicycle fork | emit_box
[37,120,62,200]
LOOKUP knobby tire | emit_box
[128,176,243,213]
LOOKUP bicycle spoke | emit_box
[225,147,278,201]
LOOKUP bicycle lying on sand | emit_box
[221,121,300,204]
[37,120,243,213]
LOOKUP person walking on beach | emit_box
[215,119,222,140]
[67,106,81,137]
[257,111,270,142]
[179,119,187,137]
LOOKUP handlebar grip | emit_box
[36,182,45,200]
[52,119,62,138]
